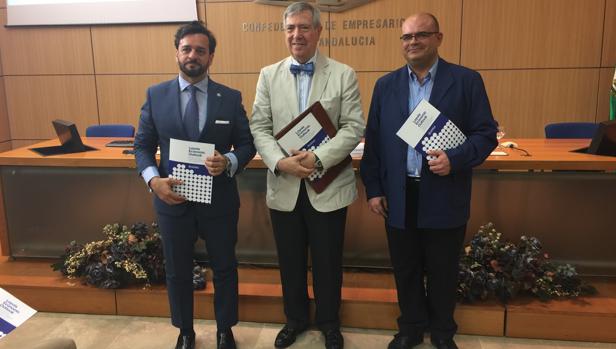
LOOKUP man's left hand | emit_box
[427,149,451,176]
[205,150,228,176]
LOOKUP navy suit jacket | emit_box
[134,77,256,217]
[360,59,497,229]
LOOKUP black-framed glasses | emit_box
[400,31,439,42]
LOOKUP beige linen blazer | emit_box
[250,52,365,212]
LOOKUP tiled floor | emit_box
[0,312,614,349]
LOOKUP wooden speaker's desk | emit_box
[1,138,615,274]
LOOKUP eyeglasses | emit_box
[400,31,439,42]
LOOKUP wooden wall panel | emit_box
[10,139,43,149]
[0,9,3,76]
[330,0,461,72]
[480,69,599,138]
[198,2,206,22]
[91,25,178,74]
[0,141,10,152]
[603,0,616,67]
[462,0,604,69]
[0,77,9,142]
[209,73,259,117]
[0,12,94,75]
[206,2,294,73]
[4,76,99,139]
[356,72,382,121]
[598,68,615,121]
[96,74,175,126]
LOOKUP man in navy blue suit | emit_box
[134,21,256,349]
[360,13,497,349]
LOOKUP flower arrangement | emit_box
[458,223,597,303]
[52,222,166,289]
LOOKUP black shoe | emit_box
[217,329,236,349]
[431,337,459,349]
[323,329,344,349]
[175,333,195,349]
[274,324,308,348]
[387,333,423,349]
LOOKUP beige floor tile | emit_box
[0,313,66,349]
[2,313,616,349]
[479,336,616,349]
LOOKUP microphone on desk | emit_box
[502,142,531,157]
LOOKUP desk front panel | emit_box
[2,166,616,275]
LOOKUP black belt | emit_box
[407,176,421,182]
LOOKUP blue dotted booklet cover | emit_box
[396,99,467,160]
[0,288,36,339]
[168,138,215,204]
[274,101,352,193]
[276,112,331,182]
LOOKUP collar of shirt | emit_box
[178,75,209,94]
[407,57,439,86]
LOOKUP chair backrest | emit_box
[544,122,599,139]
[85,124,135,137]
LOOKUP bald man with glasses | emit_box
[360,13,497,349]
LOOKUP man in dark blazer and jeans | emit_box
[134,21,255,349]
[360,13,497,349]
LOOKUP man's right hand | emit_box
[149,177,186,205]
[368,196,388,218]
[276,152,314,178]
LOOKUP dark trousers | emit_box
[386,178,466,340]
[157,205,239,330]
[270,182,347,332]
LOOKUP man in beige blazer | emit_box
[249,2,364,349]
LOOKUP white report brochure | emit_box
[396,99,467,160]
[169,138,215,204]
[0,288,37,339]
[277,112,329,155]
[277,112,331,182]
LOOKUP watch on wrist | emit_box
[224,155,232,175]
[314,154,324,171]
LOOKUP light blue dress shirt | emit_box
[141,75,239,187]
[291,53,317,113]
[407,58,439,177]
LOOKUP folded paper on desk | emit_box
[275,101,351,194]
[105,140,134,148]
[396,99,466,160]
[30,119,96,156]
[169,138,215,204]
[572,120,616,157]
[0,288,37,338]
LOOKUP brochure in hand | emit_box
[275,101,352,194]
[168,138,215,204]
[396,99,467,160]
[0,288,37,339]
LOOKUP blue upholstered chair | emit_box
[85,124,135,137]
[544,122,599,139]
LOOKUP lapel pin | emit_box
[217,93,221,97]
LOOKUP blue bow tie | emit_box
[290,62,314,76]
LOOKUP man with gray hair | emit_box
[250,2,365,349]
